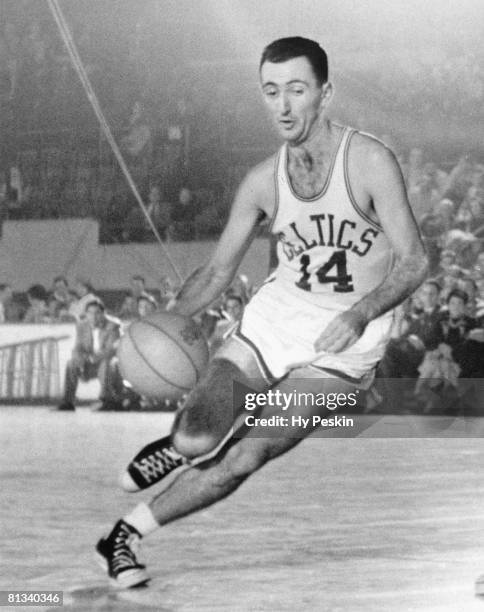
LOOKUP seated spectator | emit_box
[0,284,10,323]
[459,277,479,317]
[68,278,101,321]
[51,275,73,310]
[117,293,137,321]
[158,275,178,310]
[0,283,23,322]
[405,280,443,341]
[137,294,157,318]
[416,288,484,412]
[118,275,156,320]
[46,293,75,323]
[377,280,443,382]
[58,301,121,411]
[23,284,50,323]
[473,252,484,277]
[424,289,479,378]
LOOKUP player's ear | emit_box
[320,81,333,110]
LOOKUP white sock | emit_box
[124,502,159,536]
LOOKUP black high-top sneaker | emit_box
[120,436,187,492]
[96,520,150,588]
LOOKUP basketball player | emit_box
[96,37,428,588]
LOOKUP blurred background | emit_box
[0,0,483,408]
[0,0,483,241]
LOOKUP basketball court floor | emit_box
[3,406,484,611]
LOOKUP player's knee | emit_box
[172,359,242,455]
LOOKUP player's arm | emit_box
[171,172,266,317]
[315,140,429,353]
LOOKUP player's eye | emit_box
[264,88,278,98]
[290,87,304,95]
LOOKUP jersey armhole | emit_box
[267,148,281,233]
[344,131,383,232]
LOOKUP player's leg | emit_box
[97,423,308,588]
[141,372,363,526]
[98,374,352,588]
[171,357,266,458]
[120,348,267,492]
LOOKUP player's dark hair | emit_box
[53,275,68,286]
[132,275,145,284]
[260,37,328,85]
[446,288,468,305]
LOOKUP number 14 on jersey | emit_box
[296,251,354,293]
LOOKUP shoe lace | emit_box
[111,523,140,572]
[133,447,184,484]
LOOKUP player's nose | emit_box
[277,92,291,115]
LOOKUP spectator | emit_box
[424,289,478,377]
[137,294,157,318]
[58,301,121,411]
[51,275,73,309]
[416,288,484,411]
[0,283,22,322]
[158,275,178,310]
[377,280,443,382]
[23,284,50,323]
[118,275,156,319]
[0,284,10,323]
[46,292,75,323]
[459,277,479,317]
[69,278,102,321]
[123,184,171,242]
[473,252,484,277]
[121,100,153,185]
[169,187,198,240]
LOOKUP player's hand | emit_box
[314,310,368,353]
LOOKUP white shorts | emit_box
[216,278,393,384]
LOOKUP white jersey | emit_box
[270,125,393,310]
[216,125,395,382]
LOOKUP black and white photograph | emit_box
[1,1,484,610]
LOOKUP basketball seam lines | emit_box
[141,319,203,383]
[127,325,191,391]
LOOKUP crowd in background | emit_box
[0,2,483,411]
[0,272,251,354]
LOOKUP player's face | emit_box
[260,56,329,144]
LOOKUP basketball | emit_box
[118,312,209,400]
